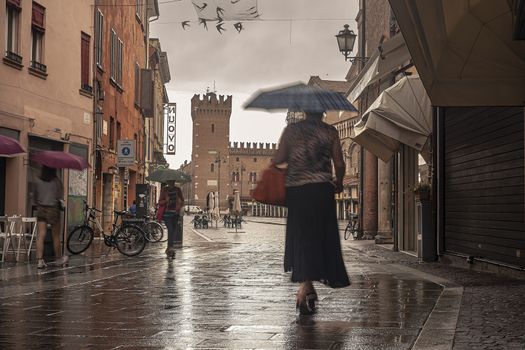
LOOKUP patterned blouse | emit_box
[281,118,338,187]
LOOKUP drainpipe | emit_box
[92,0,99,210]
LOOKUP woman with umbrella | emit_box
[272,110,350,315]
[148,169,188,258]
[31,151,89,268]
[246,83,354,315]
[32,165,67,268]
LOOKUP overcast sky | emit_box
[150,0,359,169]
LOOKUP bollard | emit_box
[416,196,437,262]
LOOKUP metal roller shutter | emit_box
[443,107,524,268]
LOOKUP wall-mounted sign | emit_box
[165,103,176,155]
[117,139,135,167]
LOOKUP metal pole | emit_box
[358,0,366,234]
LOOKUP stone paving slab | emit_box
[0,220,457,349]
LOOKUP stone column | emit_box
[363,149,378,238]
[376,159,393,243]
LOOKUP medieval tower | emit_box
[191,93,232,209]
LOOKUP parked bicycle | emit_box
[123,213,164,243]
[344,213,363,240]
[67,201,147,256]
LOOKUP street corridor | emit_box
[0,220,466,349]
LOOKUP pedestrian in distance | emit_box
[272,110,350,315]
[128,200,137,217]
[157,180,184,258]
[32,166,68,269]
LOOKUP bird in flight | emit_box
[194,2,207,11]
[216,22,226,34]
[231,0,240,3]
[234,22,244,33]
[199,18,208,30]
[181,21,190,30]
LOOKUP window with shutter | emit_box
[117,39,123,85]
[81,32,91,92]
[95,10,103,69]
[134,63,140,106]
[110,29,116,81]
[30,2,45,72]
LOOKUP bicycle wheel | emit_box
[67,225,95,254]
[344,223,351,240]
[143,221,164,242]
[114,224,146,256]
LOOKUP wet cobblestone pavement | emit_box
[0,219,453,349]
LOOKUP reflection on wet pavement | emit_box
[0,221,442,349]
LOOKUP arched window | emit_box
[210,163,214,172]
[211,123,215,133]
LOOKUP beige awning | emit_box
[347,33,412,102]
[352,75,432,162]
[389,0,525,106]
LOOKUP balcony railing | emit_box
[30,60,47,73]
[81,83,93,94]
[5,50,22,65]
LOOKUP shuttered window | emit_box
[134,63,140,106]
[110,29,116,82]
[95,10,103,68]
[81,32,91,91]
[32,2,45,31]
[117,39,123,85]
[31,2,45,69]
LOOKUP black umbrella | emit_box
[146,169,191,183]
[244,82,357,113]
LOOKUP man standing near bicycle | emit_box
[157,180,184,258]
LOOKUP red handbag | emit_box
[252,165,286,206]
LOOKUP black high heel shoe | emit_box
[296,293,317,315]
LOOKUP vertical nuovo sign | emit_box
[165,103,176,155]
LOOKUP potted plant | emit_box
[412,182,431,201]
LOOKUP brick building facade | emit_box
[93,0,157,231]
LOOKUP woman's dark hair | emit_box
[40,166,56,182]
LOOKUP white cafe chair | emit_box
[21,217,38,261]
[0,216,16,262]
[1,216,21,262]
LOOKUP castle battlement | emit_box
[191,93,232,109]
[228,141,277,156]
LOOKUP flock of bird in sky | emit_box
[183,0,260,33]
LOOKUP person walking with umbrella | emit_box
[32,166,67,268]
[31,151,89,268]
[157,180,184,258]
[245,83,354,315]
[272,110,350,315]
[147,169,189,258]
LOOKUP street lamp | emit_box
[335,24,368,63]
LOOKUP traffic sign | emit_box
[117,140,135,167]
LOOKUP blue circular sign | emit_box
[122,147,131,156]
